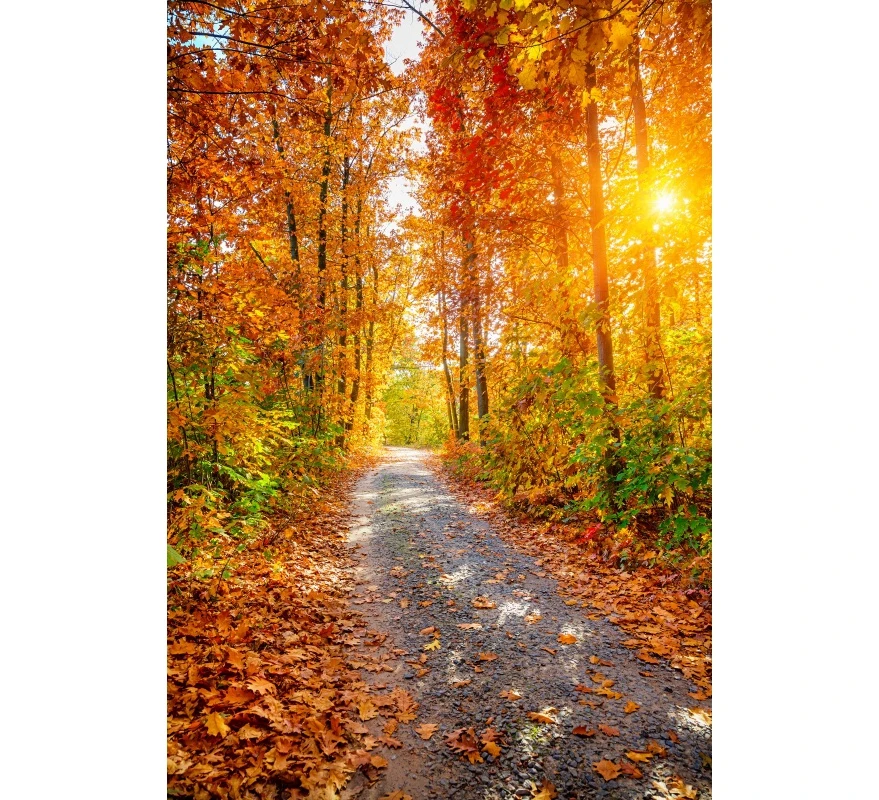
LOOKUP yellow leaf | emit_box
[205,712,230,738]
[565,62,586,87]
[424,639,441,651]
[532,780,557,800]
[610,20,633,51]
[483,740,501,757]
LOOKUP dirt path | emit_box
[342,448,711,800]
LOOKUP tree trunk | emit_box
[630,39,665,399]
[315,80,333,395]
[440,289,459,437]
[338,156,350,399]
[365,257,378,421]
[464,230,489,431]
[585,62,618,401]
[348,195,363,431]
[458,311,470,441]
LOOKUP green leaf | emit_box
[167,544,186,568]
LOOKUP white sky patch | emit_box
[382,2,435,217]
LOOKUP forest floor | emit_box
[340,448,711,800]
[167,447,711,800]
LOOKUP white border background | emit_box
[2,1,877,796]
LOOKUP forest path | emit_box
[341,448,711,800]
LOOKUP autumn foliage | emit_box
[407,0,712,563]
[168,0,711,796]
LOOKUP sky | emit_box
[382,2,435,217]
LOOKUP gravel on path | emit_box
[341,448,711,800]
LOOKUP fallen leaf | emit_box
[420,626,436,635]
[527,711,557,725]
[626,751,653,763]
[477,652,498,661]
[668,730,680,743]
[598,724,619,736]
[524,612,542,624]
[589,656,613,666]
[540,647,557,656]
[689,707,712,726]
[399,599,410,609]
[557,633,577,644]
[246,676,275,695]
[619,761,643,779]
[418,600,434,608]
[370,755,389,768]
[457,623,482,630]
[415,723,439,740]
[483,740,501,757]
[499,689,522,701]
[572,726,595,737]
[205,712,230,738]
[593,759,622,781]
[452,679,472,688]
[225,647,245,670]
[424,639,441,651]
[237,723,263,740]
[647,740,667,756]
[445,727,483,763]
[624,700,641,713]
[472,596,496,609]
[531,780,557,800]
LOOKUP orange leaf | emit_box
[477,652,498,661]
[415,723,439,740]
[205,712,230,738]
[624,700,640,713]
[572,726,595,737]
[598,724,619,736]
[483,740,501,757]
[557,633,577,644]
[527,711,557,725]
[593,759,622,781]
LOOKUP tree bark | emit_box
[585,62,618,402]
[440,289,459,437]
[630,39,665,399]
[315,79,333,395]
[458,311,470,441]
[464,229,489,430]
[348,195,364,431]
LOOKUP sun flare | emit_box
[654,191,676,213]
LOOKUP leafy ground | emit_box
[168,448,711,799]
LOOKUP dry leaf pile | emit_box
[168,472,401,800]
